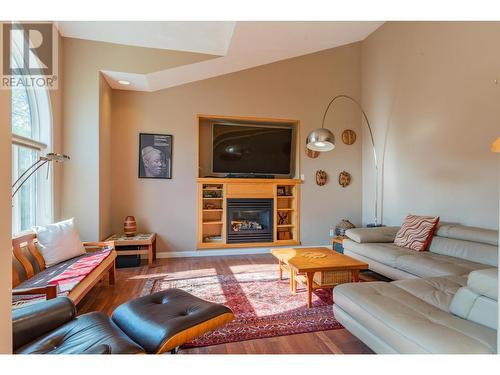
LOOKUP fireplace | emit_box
[226,199,274,243]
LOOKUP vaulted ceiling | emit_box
[57,21,383,92]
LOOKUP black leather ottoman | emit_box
[13,289,234,354]
[111,289,234,353]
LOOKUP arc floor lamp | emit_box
[12,152,70,199]
[306,94,381,227]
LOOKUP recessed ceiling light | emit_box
[118,80,131,85]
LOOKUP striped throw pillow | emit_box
[394,214,440,251]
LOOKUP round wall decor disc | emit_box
[305,146,319,159]
[341,129,357,145]
[338,171,352,188]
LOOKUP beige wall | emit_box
[99,74,113,239]
[111,43,363,253]
[62,38,214,241]
[0,69,12,352]
[361,22,500,229]
[50,31,64,221]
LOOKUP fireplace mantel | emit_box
[197,178,301,249]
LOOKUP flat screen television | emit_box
[211,123,294,177]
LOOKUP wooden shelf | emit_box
[198,178,300,249]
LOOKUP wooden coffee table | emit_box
[271,247,368,308]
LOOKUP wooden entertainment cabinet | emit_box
[196,114,302,250]
[197,178,301,249]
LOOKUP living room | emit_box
[1,0,500,371]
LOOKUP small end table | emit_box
[106,233,157,267]
[332,235,347,253]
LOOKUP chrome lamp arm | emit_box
[12,153,70,199]
[310,94,380,226]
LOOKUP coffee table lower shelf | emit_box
[294,270,355,290]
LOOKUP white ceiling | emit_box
[57,21,236,56]
[58,21,383,92]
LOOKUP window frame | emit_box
[11,25,54,235]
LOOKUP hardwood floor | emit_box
[78,253,374,354]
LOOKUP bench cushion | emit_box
[13,249,112,308]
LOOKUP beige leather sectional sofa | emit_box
[333,224,498,353]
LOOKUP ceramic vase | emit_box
[124,216,137,237]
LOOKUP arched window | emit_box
[11,27,53,234]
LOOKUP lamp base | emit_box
[366,223,385,228]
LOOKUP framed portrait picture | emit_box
[138,133,172,179]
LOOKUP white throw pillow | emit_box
[33,218,86,267]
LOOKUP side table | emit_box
[332,236,347,254]
[106,233,157,267]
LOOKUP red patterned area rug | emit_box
[141,264,343,347]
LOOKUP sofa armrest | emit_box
[83,241,115,253]
[345,227,400,243]
[12,296,76,351]
[13,284,57,300]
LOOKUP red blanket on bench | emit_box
[48,250,112,288]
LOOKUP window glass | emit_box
[12,145,38,232]
[11,84,33,138]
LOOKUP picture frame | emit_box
[138,133,172,179]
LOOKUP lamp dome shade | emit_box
[491,137,500,153]
[306,128,335,152]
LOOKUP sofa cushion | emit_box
[395,252,489,278]
[343,240,414,268]
[333,281,497,353]
[467,268,498,300]
[33,218,86,267]
[436,224,498,246]
[394,215,440,251]
[392,275,467,311]
[449,288,497,330]
[345,227,400,243]
[429,237,497,267]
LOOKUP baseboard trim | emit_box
[153,244,333,259]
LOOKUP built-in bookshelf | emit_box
[197,178,301,249]
[200,183,225,245]
[275,183,299,243]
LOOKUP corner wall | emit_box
[99,74,113,240]
[0,68,12,353]
[110,43,363,253]
[361,22,500,229]
[61,38,214,241]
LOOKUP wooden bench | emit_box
[12,232,117,306]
